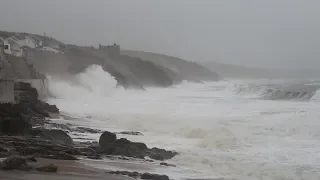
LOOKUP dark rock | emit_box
[99,131,117,148]
[0,103,32,135]
[36,164,58,173]
[74,127,103,134]
[149,147,178,161]
[31,129,73,145]
[41,152,78,160]
[106,138,148,158]
[118,156,130,161]
[106,170,169,180]
[118,131,143,136]
[141,173,169,180]
[25,155,37,162]
[0,152,10,158]
[86,154,102,160]
[107,170,141,179]
[0,146,8,152]
[45,122,72,131]
[0,136,80,160]
[0,82,60,136]
[39,102,59,114]
[160,162,176,167]
[98,131,177,160]
[0,156,32,171]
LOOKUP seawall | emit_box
[15,79,49,100]
[0,79,49,104]
[0,79,15,103]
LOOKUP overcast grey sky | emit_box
[0,0,319,69]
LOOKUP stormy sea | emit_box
[46,65,320,180]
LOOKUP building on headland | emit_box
[0,31,66,58]
[99,43,120,58]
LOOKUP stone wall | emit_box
[15,79,49,99]
[0,79,15,103]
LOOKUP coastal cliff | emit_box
[1,31,220,90]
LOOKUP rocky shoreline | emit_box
[0,82,178,180]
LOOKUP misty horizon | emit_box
[1,0,319,69]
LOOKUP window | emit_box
[4,45,9,50]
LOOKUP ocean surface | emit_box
[46,65,320,180]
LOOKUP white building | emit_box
[16,36,36,49]
[3,39,12,55]
[0,37,23,57]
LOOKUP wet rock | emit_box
[0,103,32,135]
[41,152,78,160]
[1,82,60,136]
[105,138,148,158]
[118,131,143,136]
[160,162,176,167]
[86,155,102,160]
[98,132,178,160]
[73,127,103,134]
[106,170,169,180]
[0,156,32,171]
[31,129,73,145]
[25,155,37,162]
[0,136,79,160]
[39,102,59,114]
[141,173,169,180]
[107,170,141,179]
[149,147,178,161]
[45,122,72,131]
[0,146,8,152]
[99,131,117,148]
[36,164,58,173]
[0,152,10,158]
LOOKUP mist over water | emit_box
[46,65,320,180]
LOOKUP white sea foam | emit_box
[46,65,320,180]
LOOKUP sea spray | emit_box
[45,74,320,179]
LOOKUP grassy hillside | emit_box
[121,50,220,82]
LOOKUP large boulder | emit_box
[108,138,148,158]
[31,129,73,145]
[99,131,117,148]
[98,131,177,160]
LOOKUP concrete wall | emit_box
[0,79,15,103]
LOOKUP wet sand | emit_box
[0,158,131,180]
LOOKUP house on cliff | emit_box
[0,35,25,57]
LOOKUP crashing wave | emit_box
[234,83,320,101]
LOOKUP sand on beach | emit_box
[0,158,131,180]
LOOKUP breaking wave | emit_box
[234,83,320,101]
